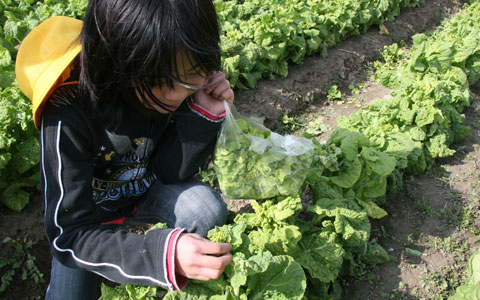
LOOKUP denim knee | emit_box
[136,178,229,237]
[175,183,228,237]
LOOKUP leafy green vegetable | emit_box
[215,0,424,89]
[165,253,306,300]
[448,249,480,300]
[170,216,307,300]
[329,158,362,189]
[247,255,306,300]
[357,0,480,175]
[291,227,344,283]
[99,283,158,300]
[469,250,480,285]
[234,196,303,256]
[0,0,87,211]
[0,86,39,211]
[448,285,480,300]
[163,280,228,300]
[0,181,31,212]
[214,107,313,200]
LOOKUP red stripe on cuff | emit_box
[188,98,226,120]
[166,229,188,290]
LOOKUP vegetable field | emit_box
[1,0,479,300]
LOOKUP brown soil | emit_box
[0,1,476,299]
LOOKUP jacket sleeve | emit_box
[152,98,223,183]
[40,101,177,290]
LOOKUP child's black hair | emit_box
[78,0,221,128]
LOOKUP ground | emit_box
[0,0,478,299]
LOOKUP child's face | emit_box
[140,52,211,114]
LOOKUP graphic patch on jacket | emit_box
[92,130,157,204]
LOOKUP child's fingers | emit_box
[175,233,233,280]
[208,80,233,101]
[198,252,232,270]
[204,72,225,93]
[196,239,232,255]
[218,88,234,103]
[205,78,228,96]
[193,253,232,280]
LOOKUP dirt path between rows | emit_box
[0,1,475,299]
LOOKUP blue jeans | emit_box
[45,178,228,300]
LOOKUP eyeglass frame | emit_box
[167,73,223,91]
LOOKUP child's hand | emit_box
[194,72,234,115]
[175,233,232,281]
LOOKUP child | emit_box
[15,1,234,299]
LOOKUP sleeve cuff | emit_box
[187,98,226,123]
[166,228,189,290]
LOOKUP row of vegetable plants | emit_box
[0,0,88,212]
[0,0,425,211]
[216,0,425,89]
[101,1,480,299]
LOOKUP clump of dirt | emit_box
[0,1,471,299]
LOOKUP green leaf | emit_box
[0,67,15,89]
[0,182,30,212]
[234,196,302,229]
[408,34,428,72]
[360,147,396,176]
[329,128,370,161]
[448,284,480,300]
[310,204,370,248]
[425,133,456,158]
[10,136,41,175]
[125,285,158,300]
[355,175,388,199]
[414,105,437,127]
[453,32,480,63]
[226,252,272,294]
[99,283,130,300]
[232,197,302,256]
[146,222,168,233]
[208,223,249,253]
[329,158,362,188]
[468,250,480,285]
[356,198,388,219]
[0,45,12,67]
[163,280,228,300]
[247,255,306,300]
[248,225,302,256]
[292,228,344,283]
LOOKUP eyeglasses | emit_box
[168,73,222,91]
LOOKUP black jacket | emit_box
[40,86,221,289]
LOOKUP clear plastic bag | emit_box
[213,102,314,199]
